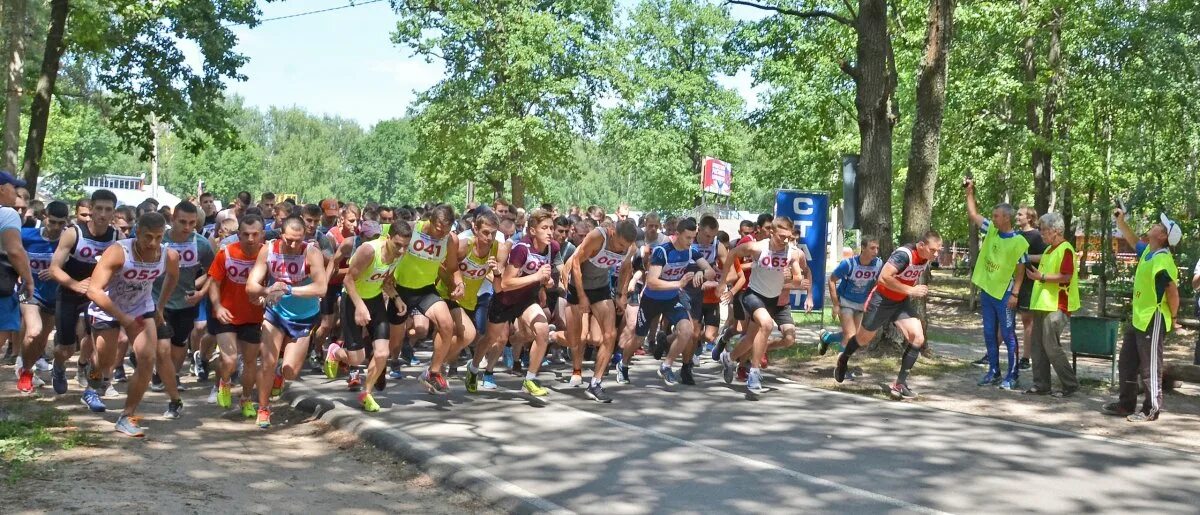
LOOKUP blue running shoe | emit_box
[115,415,144,437]
[747,369,764,393]
[977,371,1001,387]
[389,367,404,379]
[616,362,631,384]
[52,364,68,394]
[999,378,1017,391]
[480,373,498,390]
[81,388,106,412]
[657,365,677,386]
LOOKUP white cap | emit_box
[1160,213,1182,247]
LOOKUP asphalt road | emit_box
[294,355,1200,515]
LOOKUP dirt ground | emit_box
[779,295,1200,454]
[0,372,486,515]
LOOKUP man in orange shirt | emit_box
[207,215,267,417]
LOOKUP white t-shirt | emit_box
[0,207,20,233]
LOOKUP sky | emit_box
[197,0,768,129]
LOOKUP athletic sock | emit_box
[591,377,602,387]
[897,345,919,384]
[525,372,536,381]
[843,336,860,357]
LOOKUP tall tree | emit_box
[732,0,899,250]
[2,0,28,171]
[20,0,68,193]
[900,0,956,243]
[392,0,615,207]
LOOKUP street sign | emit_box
[774,190,829,311]
[701,157,732,197]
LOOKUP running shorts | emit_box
[489,296,538,325]
[341,295,390,351]
[396,285,444,317]
[860,291,917,332]
[265,310,319,341]
[54,292,90,347]
[207,317,263,344]
[158,305,200,347]
[320,283,342,316]
[90,311,154,332]
[636,294,689,337]
[740,290,794,329]
[731,291,746,322]
[567,284,613,305]
[19,292,54,316]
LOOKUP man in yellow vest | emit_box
[1101,209,1181,422]
[965,180,1029,390]
[1021,213,1080,397]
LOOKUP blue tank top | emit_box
[21,227,60,304]
[833,256,882,304]
[643,242,702,301]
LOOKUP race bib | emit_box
[167,241,200,267]
[74,238,113,263]
[28,252,53,273]
[225,257,255,285]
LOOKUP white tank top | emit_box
[748,243,794,299]
[266,239,310,285]
[587,229,627,270]
[87,239,166,320]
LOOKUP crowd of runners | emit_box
[0,168,1189,438]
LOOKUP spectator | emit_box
[1023,213,1080,397]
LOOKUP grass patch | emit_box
[770,340,972,381]
[1,398,98,484]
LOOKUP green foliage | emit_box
[38,101,142,198]
[392,0,615,202]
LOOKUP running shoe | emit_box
[34,358,52,372]
[431,371,449,394]
[711,332,730,362]
[360,392,380,413]
[175,376,188,392]
[76,362,89,388]
[657,365,678,386]
[1023,387,1050,396]
[113,364,127,383]
[418,369,436,393]
[971,355,989,368]
[257,408,272,428]
[522,378,548,397]
[502,346,513,369]
[736,364,749,383]
[217,381,233,408]
[1018,357,1031,371]
[196,351,210,382]
[1126,411,1157,423]
[241,399,256,419]
[323,343,341,379]
[52,364,67,394]
[81,388,106,412]
[347,369,363,391]
[680,363,695,385]
[1051,389,1077,398]
[511,359,524,376]
[817,331,831,356]
[586,383,612,403]
[1100,402,1133,417]
[746,369,763,393]
[17,368,34,393]
[611,351,623,370]
[977,371,1001,386]
[32,374,45,389]
[164,399,183,420]
[889,382,918,400]
[569,371,583,388]
[271,373,284,398]
[834,353,849,383]
[115,415,145,437]
[999,379,1017,391]
[652,332,667,360]
[720,351,736,384]
[480,373,498,390]
[150,373,165,392]
[388,366,404,380]
[104,381,119,398]
[466,367,479,393]
[616,362,631,384]
[207,385,219,404]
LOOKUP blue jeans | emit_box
[980,290,1019,381]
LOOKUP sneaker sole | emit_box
[586,391,612,403]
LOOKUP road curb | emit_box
[281,381,575,515]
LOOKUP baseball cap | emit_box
[1160,213,1182,247]
[0,170,27,188]
[320,198,339,217]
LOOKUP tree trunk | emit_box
[1058,113,1072,234]
[1078,183,1095,278]
[900,0,956,244]
[851,0,897,255]
[510,173,525,209]
[20,0,69,196]
[2,0,27,172]
[1028,5,1063,217]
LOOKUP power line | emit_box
[230,0,387,28]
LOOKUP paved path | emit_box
[292,355,1200,515]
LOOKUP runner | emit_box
[834,231,943,400]
[720,216,809,393]
[822,237,882,355]
[633,218,715,386]
[1,171,34,377]
[331,222,411,411]
[1101,209,1181,422]
[445,212,506,394]
[691,215,727,363]
[14,201,68,393]
[198,192,218,237]
[392,204,463,394]
[207,215,267,418]
[966,179,1029,390]
[47,189,120,399]
[147,202,214,416]
[246,216,329,428]
[314,204,358,366]
[484,209,560,397]
[563,219,637,402]
[85,212,180,436]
